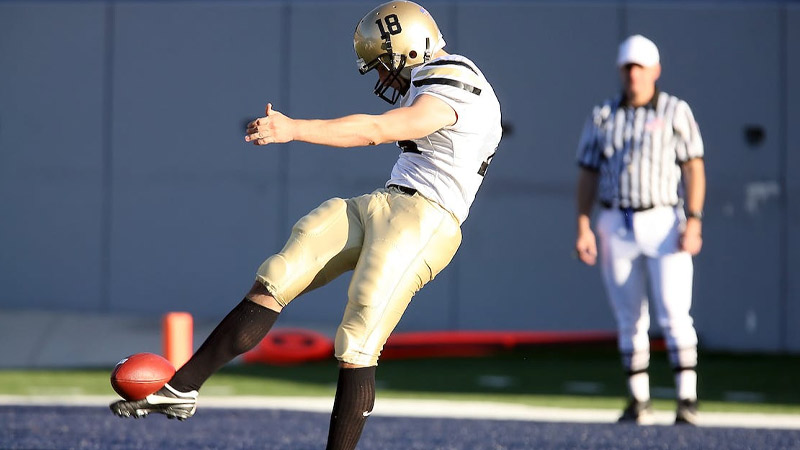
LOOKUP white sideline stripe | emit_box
[1,395,798,430]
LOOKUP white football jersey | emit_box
[386,54,502,224]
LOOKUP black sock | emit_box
[326,366,377,450]
[168,299,279,392]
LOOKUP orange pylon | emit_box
[163,312,193,369]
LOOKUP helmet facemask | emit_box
[371,54,407,105]
[358,37,430,104]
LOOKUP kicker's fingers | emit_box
[245,131,264,142]
[246,121,264,133]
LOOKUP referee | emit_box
[574,35,706,425]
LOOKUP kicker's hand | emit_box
[245,103,294,146]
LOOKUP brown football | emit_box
[110,353,175,401]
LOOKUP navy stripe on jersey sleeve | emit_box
[412,78,481,95]
[422,59,479,75]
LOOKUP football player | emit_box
[111,2,502,448]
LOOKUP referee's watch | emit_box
[687,210,703,221]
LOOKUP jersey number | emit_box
[376,14,402,39]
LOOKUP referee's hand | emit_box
[680,218,703,255]
[575,230,598,266]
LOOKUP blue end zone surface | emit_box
[2,405,799,450]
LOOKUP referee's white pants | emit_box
[595,206,698,361]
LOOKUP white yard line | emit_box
[1,395,798,430]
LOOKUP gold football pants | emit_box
[256,187,462,366]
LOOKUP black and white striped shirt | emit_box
[576,90,704,210]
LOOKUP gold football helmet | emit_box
[354,1,444,104]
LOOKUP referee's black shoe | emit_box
[617,398,655,425]
[675,398,699,425]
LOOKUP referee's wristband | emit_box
[686,210,703,221]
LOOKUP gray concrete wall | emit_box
[1,1,798,354]
[786,4,800,353]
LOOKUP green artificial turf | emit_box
[2,345,798,414]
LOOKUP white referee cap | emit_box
[617,34,660,67]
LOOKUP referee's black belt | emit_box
[600,201,676,212]
[388,184,418,196]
